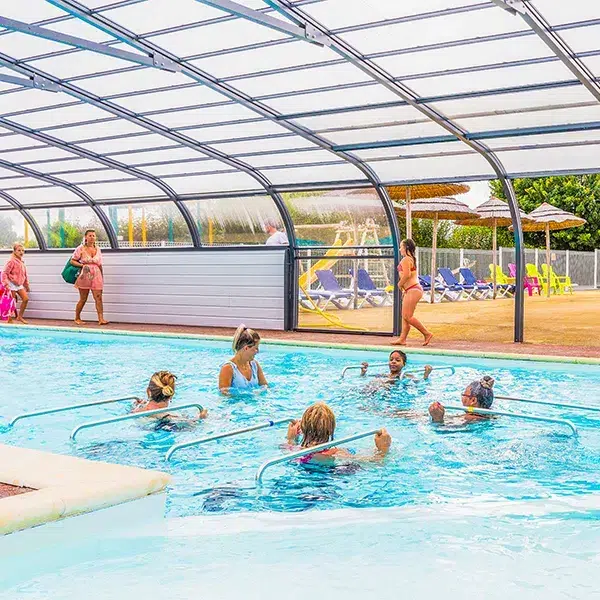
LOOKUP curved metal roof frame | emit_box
[0,156,118,247]
[0,189,47,250]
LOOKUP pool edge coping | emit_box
[3,323,600,365]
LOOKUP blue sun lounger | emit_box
[351,269,391,306]
[314,270,354,309]
[437,268,477,300]
[458,268,492,300]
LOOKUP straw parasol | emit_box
[395,197,478,302]
[387,183,470,239]
[454,196,532,298]
[519,202,587,297]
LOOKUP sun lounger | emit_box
[458,268,492,300]
[419,274,459,302]
[438,267,478,300]
[349,269,391,307]
[314,269,355,309]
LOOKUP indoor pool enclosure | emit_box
[2,1,600,598]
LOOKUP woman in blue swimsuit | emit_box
[218,324,268,394]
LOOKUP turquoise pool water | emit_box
[1,327,599,518]
[1,327,600,599]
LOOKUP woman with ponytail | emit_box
[219,324,268,394]
[132,371,208,427]
[392,238,433,347]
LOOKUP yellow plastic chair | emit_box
[526,263,550,295]
[487,264,515,297]
[541,264,573,295]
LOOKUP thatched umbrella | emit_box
[454,196,532,298]
[519,202,586,297]
[395,197,478,302]
[387,183,470,239]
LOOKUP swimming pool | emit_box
[1,327,599,598]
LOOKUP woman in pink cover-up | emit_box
[70,229,108,326]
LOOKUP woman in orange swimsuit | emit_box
[392,238,433,346]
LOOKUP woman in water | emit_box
[360,350,433,384]
[70,229,108,326]
[132,371,208,428]
[392,238,433,347]
[428,376,495,425]
[286,402,391,464]
[1,243,30,324]
[218,324,268,394]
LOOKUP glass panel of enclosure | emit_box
[100,203,193,248]
[0,210,39,250]
[182,196,284,246]
[27,206,108,249]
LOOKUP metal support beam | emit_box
[44,0,403,335]
[0,190,47,250]
[265,0,525,342]
[0,158,118,248]
[0,72,59,91]
[492,0,600,103]
[0,116,202,248]
[0,15,180,72]
[194,0,326,46]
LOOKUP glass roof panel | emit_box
[44,119,149,143]
[19,158,100,174]
[373,36,553,80]
[0,210,39,250]
[216,136,319,154]
[79,179,167,200]
[580,54,600,79]
[264,163,366,185]
[241,149,333,168]
[232,63,371,97]
[339,7,526,55]
[9,186,87,206]
[486,130,600,150]
[354,141,469,161]
[55,171,135,185]
[100,202,193,248]
[407,60,576,98]
[529,1,600,25]
[148,104,260,128]
[1,146,74,162]
[141,159,232,177]
[0,132,42,152]
[162,172,260,194]
[0,32,72,60]
[498,143,600,176]
[559,25,600,54]
[323,122,452,146]
[191,41,330,79]
[0,90,72,115]
[29,50,136,80]
[301,0,485,30]
[456,104,600,133]
[77,133,172,153]
[149,17,287,57]
[114,146,208,166]
[184,120,291,144]
[367,152,495,183]
[76,68,192,97]
[0,176,30,189]
[183,196,284,246]
[264,83,400,115]
[5,103,108,128]
[113,85,227,112]
[0,1,65,21]
[429,84,592,115]
[28,205,109,248]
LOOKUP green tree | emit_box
[490,176,600,251]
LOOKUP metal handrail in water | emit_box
[70,403,204,441]
[496,395,600,414]
[442,405,577,435]
[166,417,294,461]
[341,363,387,378]
[401,366,456,379]
[255,428,381,484]
[8,396,139,428]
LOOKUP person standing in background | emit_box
[264,219,289,246]
[70,229,108,326]
[1,242,30,324]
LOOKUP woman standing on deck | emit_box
[70,229,108,326]
[392,238,433,347]
[1,243,30,324]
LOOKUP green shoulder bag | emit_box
[61,258,81,285]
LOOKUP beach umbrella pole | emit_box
[492,219,497,299]
[430,214,438,303]
[546,222,551,298]
[406,187,412,239]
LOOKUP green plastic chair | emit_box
[541,264,573,295]
[526,264,550,295]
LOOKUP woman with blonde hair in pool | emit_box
[219,324,268,394]
[132,371,208,428]
[392,238,433,347]
[286,402,391,464]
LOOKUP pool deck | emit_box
[7,318,600,360]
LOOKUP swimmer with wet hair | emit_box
[286,402,391,464]
[360,350,433,384]
[428,376,495,424]
[132,371,208,428]
[219,324,268,394]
